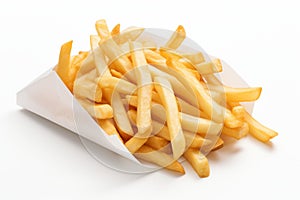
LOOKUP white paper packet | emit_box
[17,28,254,173]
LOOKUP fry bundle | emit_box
[54,19,278,178]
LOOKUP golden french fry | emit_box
[208,85,262,102]
[135,145,185,174]
[78,99,113,119]
[164,25,186,49]
[97,119,123,142]
[95,19,110,40]
[125,42,153,153]
[183,148,210,178]
[244,111,278,142]
[228,102,278,142]
[55,40,73,90]
[111,24,121,36]
[97,76,136,95]
[154,76,185,159]
[221,122,249,139]
[111,92,134,141]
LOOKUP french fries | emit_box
[54,19,278,178]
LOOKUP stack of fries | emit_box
[54,19,278,177]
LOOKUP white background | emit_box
[1,0,300,199]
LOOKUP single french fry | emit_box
[183,148,210,178]
[95,19,110,40]
[164,25,186,49]
[154,76,185,159]
[228,103,278,142]
[111,24,121,36]
[97,76,136,95]
[97,119,123,142]
[125,42,153,153]
[221,122,249,139]
[55,40,73,90]
[135,145,185,174]
[78,99,113,119]
[244,111,278,142]
[208,85,262,102]
[111,92,134,141]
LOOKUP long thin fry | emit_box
[97,76,136,95]
[111,24,121,36]
[229,102,278,142]
[154,76,185,159]
[135,145,185,174]
[55,40,73,90]
[184,148,210,178]
[111,92,134,141]
[125,42,153,153]
[95,19,110,40]
[208,85,262,102]
[164,25,186,49]
[78,99,113,119]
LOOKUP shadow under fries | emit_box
[207,135,242,162]
[208,133,276,163]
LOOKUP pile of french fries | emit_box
[54,19,278,177]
